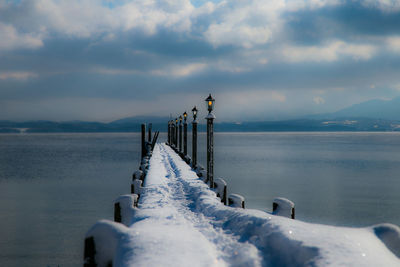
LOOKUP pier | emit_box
[84,130,400,266]
[84,95,399,267]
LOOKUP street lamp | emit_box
[206,94,215,113]
[183,112,188,156]
[175,118,178,148]
[192,106,198,168]
[192,106,198,120]
[179,115,183,153]
[205,94,216,188]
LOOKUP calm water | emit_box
[1,132,400,266]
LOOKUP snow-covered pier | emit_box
[84,142,400,267]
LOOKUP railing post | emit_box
[179,116,183,153]
[206,115,215,187]
[167,121,170,145]
[205,94,216,188]
[184,118,188,156]
[148,123,152,142]
[141,123,146,158]
[191,106,198,168]
[192,118,197,168]
[171,121,175,149]
[175,119,178,148]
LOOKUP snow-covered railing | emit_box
[168,142,296,219]
[84,125,399,266]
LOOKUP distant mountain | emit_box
[308,97,400,120]
[110,116,170,124]
[4,100,400,133]
[2,118,400,133]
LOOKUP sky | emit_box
[1,0,400,122]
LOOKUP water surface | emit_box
[1,132,399,266]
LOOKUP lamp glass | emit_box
[205,94,215,112]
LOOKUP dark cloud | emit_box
[1,0,400,121]
[283,2,400,45]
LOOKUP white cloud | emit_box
[204,1,283,48]
[0,23,43,51]
[285,0,341,11]
[0,71,37,80]
[281,41,376,63]
[313,96,325,105]
[93,63,207,78]
[362,0,400,11]
[152,63,207,77]
[386,36,400,53]
[218,90,286,106]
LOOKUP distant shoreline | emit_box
[2,117,400,133]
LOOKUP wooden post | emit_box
[148,123,152,142]
[114,202,122,222]
[214,178,227,205]
[83,236,96,267]
[272,197,295,219]
[141,123,146,158]
[228,194,245,208]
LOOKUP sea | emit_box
[0,132,399,266]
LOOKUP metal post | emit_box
[148,123,152,142]
[169,121,172,145]
[171,121,175,146]
[192,119,197,168]
[184,120,187,155]
[206,115,215,188]
[175,120,178,148]
[179,120,182,152]
[167,121,170,145]
[141,123,146,158]
[169,122,172,145]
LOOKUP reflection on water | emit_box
[0,132,399,266]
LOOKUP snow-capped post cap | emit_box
[84,220,127,267]
[228,194,245,208]
[213,178,227,205]
[114,194,138,226]
[272,197,295,219]
[131,179,142,196]
[132,170,144,181]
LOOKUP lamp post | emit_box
[175,118,178,148]
[205,94,216,188]
[192,106,198,168]
[179,115,183,153]
[167,121,170,145]
[169,120,173,146]
[183,112,188,156]
[148,123,152,142]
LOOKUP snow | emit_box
[86,143,400,267]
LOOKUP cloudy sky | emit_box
[1,0,400,122]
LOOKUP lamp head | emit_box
[192,106,198,120]
[205,94,215,113]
